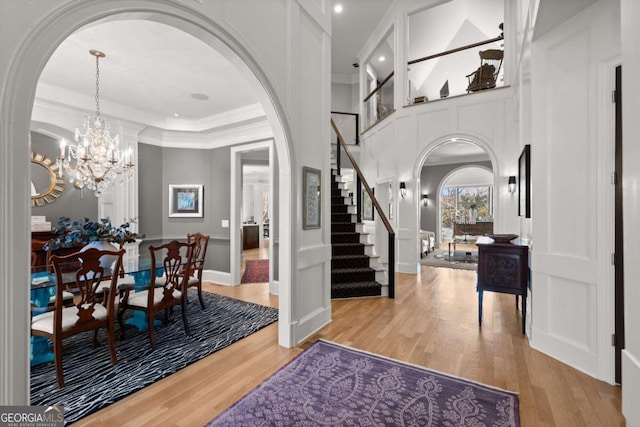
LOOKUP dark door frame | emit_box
[614,65,624,384]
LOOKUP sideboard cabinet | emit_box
[476,236,529,334]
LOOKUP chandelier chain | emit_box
[95,54,100,118]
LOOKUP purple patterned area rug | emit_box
[207,340,520,426]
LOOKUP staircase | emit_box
[330,170,386,298]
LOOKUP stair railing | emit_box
[331,118,395,298]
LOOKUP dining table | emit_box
[29,246,172,366]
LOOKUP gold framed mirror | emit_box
[31,151,65,207]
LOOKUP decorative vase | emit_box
[469,208,477,224]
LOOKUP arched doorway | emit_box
[415,136,498,263]
[1,2,294,402]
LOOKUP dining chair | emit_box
[186,232,210,309]
[117,240,195,350]
[31,247,125,387]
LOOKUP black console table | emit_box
[476,236,529,334]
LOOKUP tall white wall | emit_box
[0,0,331,404]
[621,0,640,423]
[528,0,619,383]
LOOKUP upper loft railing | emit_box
[363,72,395,130]
[331,118,395,298]
[407,27,504,105]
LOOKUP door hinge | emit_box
[612,333,617,347]
[611,252,616,266]
[612,171,618,185]
[612,90,618,103]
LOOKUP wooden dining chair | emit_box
[31,247,125,387]
[117,240,195,350]
[186,232,210,309]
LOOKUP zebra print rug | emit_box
[30,290,278,424]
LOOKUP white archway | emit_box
[0,1,294,403]
[412,133,499,257]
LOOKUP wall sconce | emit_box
[508,176,516,193]
[400,182,407,198]
[422,194,429,206]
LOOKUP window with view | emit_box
[441,185,493,230]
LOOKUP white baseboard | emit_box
[293,305,331,344]
[202,270,232,286]
[269,280,279,295]
[622,350,640,424]
[398,261,419,274]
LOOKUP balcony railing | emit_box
[363,72,395,130]
[408,34,504,104]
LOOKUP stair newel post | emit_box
[388,232,395,298]
[336,136,341,176]
[356,177,362,223]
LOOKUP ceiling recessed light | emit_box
[334,4,343,13]
[190,93,209,101]
[378,56,386,62]
[173,112,180,117]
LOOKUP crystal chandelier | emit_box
[58,49,133,196]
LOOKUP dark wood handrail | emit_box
[331,119,394,235]
[331,118,395,298]
[408,35,503,66]
[363,71,395,103]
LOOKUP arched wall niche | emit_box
[1,0,297,404]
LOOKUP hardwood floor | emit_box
[73,266,624,426]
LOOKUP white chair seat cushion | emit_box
[32,304,107,334]
[187,276,199,286]
[116,276,138,286]
[127,288,182,308]
[48,290,74,304]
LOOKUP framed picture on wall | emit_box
[518,145,531,218]
[303,167,321,229]
[169,184,203,217]
[362,188,374,221]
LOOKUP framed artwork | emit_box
[362,188,374,221]
[303,167,321,229]
[169,184,203,217]
[518,145,531,218]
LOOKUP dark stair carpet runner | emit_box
[331,172,382,298]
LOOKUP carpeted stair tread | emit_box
[330,169,383,299]
[331,281,382,298]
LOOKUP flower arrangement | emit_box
[45,217,144,250]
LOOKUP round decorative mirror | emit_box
[31,152,65,207]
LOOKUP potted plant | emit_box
[45,217,144,267]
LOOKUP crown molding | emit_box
[32,94,273,150]
[35,82,266,132]
[138,119,274,149]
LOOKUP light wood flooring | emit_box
[73,265,624,426]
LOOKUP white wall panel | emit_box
[548,276,594,350]
[417,109,449,144]
[457,100,496,142]
[546,29,591,258]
